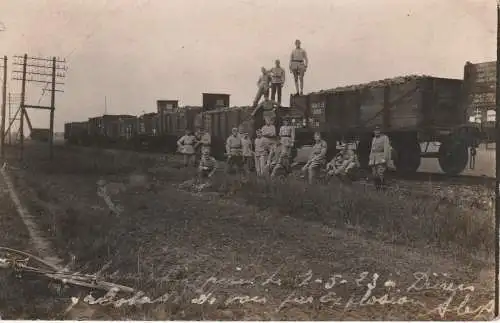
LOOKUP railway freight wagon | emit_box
[64,121,90,145]
[88,114,136,147]
[291,75,483,175]
[117,115,139,148]
[30,128,51,142]
[133,112,161,150]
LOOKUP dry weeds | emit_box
[0,144,494,320]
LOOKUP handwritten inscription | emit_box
[80,269,493,319]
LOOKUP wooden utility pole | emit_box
[495,2,499,317]
[11,54,66,160]
[1,56,6,159]
[49,57,56,159]
[19,54,27,161]
[8,93,11,145]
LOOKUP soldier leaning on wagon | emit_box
[251,110,277,155]
[301,132,327,184]
[279,117,295,159]
[369,126,391,190]
[177,129,198,167]
[225,127,244,174]
[252,67,272,107]
[254,129,267,176]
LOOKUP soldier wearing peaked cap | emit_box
[369,126,391,190]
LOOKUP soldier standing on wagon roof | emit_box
[369,126,391,190]
[289,39,308,96]
[253,67,272,107]
[270,59,286,105]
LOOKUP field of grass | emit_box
[0,143,495,320]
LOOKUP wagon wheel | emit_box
[438,138,468,176]
[393,140,421,174]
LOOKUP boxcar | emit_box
[30,128,51,142]
[291,75,483,175]
[64,121,89,145]
[88,114,135,147]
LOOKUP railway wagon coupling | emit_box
[289,75,483,176]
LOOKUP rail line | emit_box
[59,144,495,191]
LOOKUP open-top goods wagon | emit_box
[290,75,483,175]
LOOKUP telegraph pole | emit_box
[1,56,6,159]
[49,57,56,159]
[11,54,66,160]
[18,54,27,161]
[495,1,500,317]
[8,93,11,145]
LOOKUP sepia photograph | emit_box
[0,0,496,320]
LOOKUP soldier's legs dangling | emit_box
[253,87,264,107]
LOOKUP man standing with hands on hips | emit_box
[289,39,308,96]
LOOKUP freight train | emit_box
[65,62,489,176]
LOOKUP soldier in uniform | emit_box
[279,116,295,161]
[369,126,391,190]
[270,59,286,105]
[302,132,327,184]
[225,127,244,174]
[289,39,308,95]
[198,146,217,179]
[177,129,198,167]
[326,142,359,180]
[254,129,266,176]
[253,67,272,107]
[194,128,212,165]
[241,132,254,175]
[268,138,291,178]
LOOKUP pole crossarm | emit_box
[12,71,66,78]
[24,105,52,110]
[12,62,67,70]
[12,77,64,86]
[13,55,66,63]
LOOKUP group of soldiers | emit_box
[252,39,309,108]
[177,123,391,190]
[176,38,392,189]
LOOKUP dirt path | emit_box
[0,163,65,270]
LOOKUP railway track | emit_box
[385,170,495,189]
[11,142,495,191]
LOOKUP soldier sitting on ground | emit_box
[197,146,217,183]
[268,138,291,178]
[326,143,359,181]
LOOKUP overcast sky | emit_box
[0,0,496,131]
